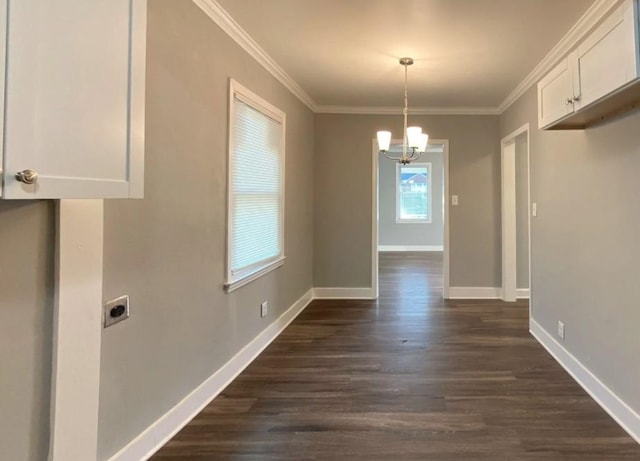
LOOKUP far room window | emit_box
[396,163,432,223]
[225,79,286,292]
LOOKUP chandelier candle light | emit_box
[377,57,428,165]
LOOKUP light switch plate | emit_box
[452,195,459,206]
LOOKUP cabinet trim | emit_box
[128,0,147,199]
[0,0,7,198]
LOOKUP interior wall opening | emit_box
[373,141,449,299]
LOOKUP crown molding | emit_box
[315,105,501,115]
[192,0,317,112]
[195,0,618,117]
[498,0,620,113]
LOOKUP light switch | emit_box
[532,202,537,217]
[451,195,459,206]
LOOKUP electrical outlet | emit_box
[532,202,537,217]
[104,295,130,328]
[260,301,268,318]
[557,321,565,340]
[451,195,459,206]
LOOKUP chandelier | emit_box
[376,57,428,165]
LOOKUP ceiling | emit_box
[214,0,596,111]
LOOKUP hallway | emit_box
[153,253,640,460]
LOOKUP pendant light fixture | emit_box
[377,57,428,165]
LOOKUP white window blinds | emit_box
[226,80,285,291]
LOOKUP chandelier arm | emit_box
[381,150,402,161]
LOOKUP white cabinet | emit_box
[574,0,638,110]
[537,53,578,129]
[538,0,640,130]
[0,0,146,199]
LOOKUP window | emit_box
[226,80,286,292]
[396,163,431,223]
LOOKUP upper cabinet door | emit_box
[537,54,577,129]
[0,0,146,199]
[574,0,639,110]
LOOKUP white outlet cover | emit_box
[260,301,268,317]
[557,321,565,340]
[104,295,130,328]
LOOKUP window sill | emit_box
[224,257,286,293]
[396,219,432,224]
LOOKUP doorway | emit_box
[371,139,450,298]
[500,124,531,303]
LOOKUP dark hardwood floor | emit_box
[153,252,640,460]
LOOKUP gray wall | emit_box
[314,114,500,288]
[0,201,54,461]
[515,134,530,289]
[98,1,314,458]
[378,150,444,247]
[500,86,640,414]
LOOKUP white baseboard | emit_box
[108,289,314,461]
[447,287,530,300]
[447,287,501,299]
[530,319,640,444]
[312,287,375,299]
[378,245,443,252]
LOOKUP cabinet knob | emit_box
[573,96,581,102]
[15,169,39,185]
[565,98,574,105]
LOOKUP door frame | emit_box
[500,123,531,304]
[372,139,450,299]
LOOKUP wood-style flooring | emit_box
[153,252,640,460]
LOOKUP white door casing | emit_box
[500,123,532,305]
[501,142,517,302]
[372,139,450,299]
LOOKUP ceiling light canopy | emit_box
[377,57,428,165]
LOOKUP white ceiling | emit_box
[214,0,596,111]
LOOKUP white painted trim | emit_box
[448,287,502,299]
[315,105,501,115]
[395,162,432,223]
[192,0,316,111]
[448,287,529,299]
[192,0,619,117]
[500,123,533,312]
[442,140,450,299]
[192,0,620,117]
[226,79,286,290]
[498,0,620,113]
[530,318,640,444]
[128,0,147,198]
[501,124,530,146]
[371,138,379,299]
[108,289,314,461]
[378,245,443,252]
[312,288,376,300]
[49,200,104,461]
[0,0,6,198]
[373,140,450,300]
[501,141,517,302]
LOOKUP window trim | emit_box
[396,162,432,224]
[225,79,286,293]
